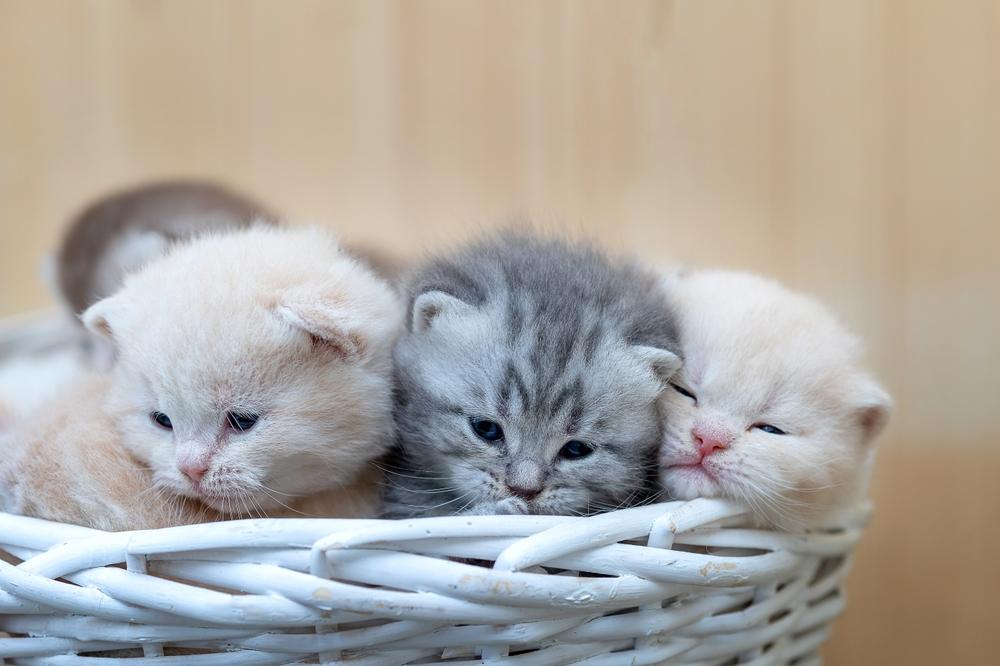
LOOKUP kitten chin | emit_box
[1,226,402,529]
[381,232,681,519]
[658,269,891,530]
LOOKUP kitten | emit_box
[0,226,401,530]
[382,233,682,518]
[1,374,220,529]
[657,270,891,529]
[54,181,277,364]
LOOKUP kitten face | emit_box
[84,227,401,516]
[396,298,670,515]
[658,271,891,528]
[387,234,681,518]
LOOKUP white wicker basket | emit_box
[0,499,867,665]
[0,316,867,664]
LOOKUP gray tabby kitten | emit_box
[382,233,682,517]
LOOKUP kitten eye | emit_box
[469,417,504,442]
[150,412,173,430]
[227,412,260,432]
[671,383,697,401]
[754,423,788,435]
[559,440,594,460]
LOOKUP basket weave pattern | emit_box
[0,498,864,664]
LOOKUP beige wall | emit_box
[1,1,997,663]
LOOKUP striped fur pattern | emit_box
[382,233,682,518]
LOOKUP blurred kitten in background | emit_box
[383,233,682,518]
[0,181,277,432]
[53,180,278,365]
[658,270,891,529]
[0,226,402,530]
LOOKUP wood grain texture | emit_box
[0,1,997,663]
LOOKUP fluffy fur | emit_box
[1,226,401,529]
[53,181,277,366]
[657,270,892,529]
[382,233,682,518]
[0,375,219,530]
[56,180,277,317]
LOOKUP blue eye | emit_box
[754,423,787,435]
[227,412,260,432]
[560,440,594,460]
[469,418,504,442]
[151,412,173,430]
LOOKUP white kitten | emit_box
[1,226,402,528]
[658,270,891,529]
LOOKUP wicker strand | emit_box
[0,499,868,663]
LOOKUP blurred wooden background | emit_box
[1,1,997,663]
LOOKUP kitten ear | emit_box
[80,293,129,345]
[411,290,473,333]
[856,379,892,445]
[276,290,370,362]
[632,345,683,383]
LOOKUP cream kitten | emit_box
[1,374,220,529]
[52,181,278,367]
[658,270,891,529]
[0,226,401,529]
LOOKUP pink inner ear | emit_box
[276,298,364,362]
[858,403,889,443]
[416,302,441,330]
[307,329,364,361]
[90,317,114,339]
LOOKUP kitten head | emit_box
[82,226,402,515]
[658,270,891,528]
[392,234,681,516]
[58,181,279,367]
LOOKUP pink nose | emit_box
[179,461,209,485]
[693,425,731,458]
